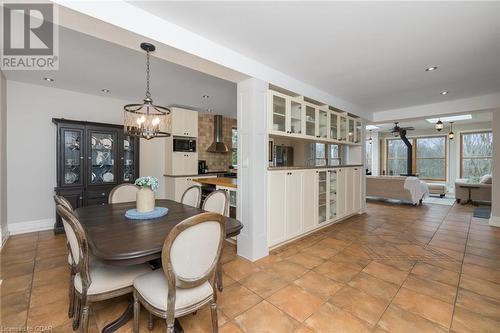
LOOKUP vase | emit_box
[136,187,155,213]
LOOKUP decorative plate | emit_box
[124,139,130,150]
[102,172,114,182]
[100,138,113,149]
[91,136,97,147]
[125,207,168,220]
[64,171,78,184]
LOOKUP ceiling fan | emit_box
[390,122,415,133]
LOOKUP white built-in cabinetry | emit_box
[166,107,199,176]
[165,175,217,202]
[268,90,362,144]
[267,166,363,247]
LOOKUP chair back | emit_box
[53,194,73,211]
[55,204,91,286]
[161,212,225,289]
[109,183,139,204]
[181,185,201,208]
[202,190,229,216]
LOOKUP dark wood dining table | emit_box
[75,199,243,333]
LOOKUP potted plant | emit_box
[134,176,159,213]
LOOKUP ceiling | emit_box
[370,112,492,132]
[4,26,237,117]
[129,1,500,113]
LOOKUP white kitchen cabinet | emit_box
[285,171,303,239]
[316,170,328,224]
[339,116,348,142]
[318,109,329,140]
[336,168,346,217]
[171,107,198,137]
[345,167,354,214]
[329,111,339,141]
[355,120,362,144]
[268,171,287,246]
[170,152,198,176]
[353,167,362,212]
[290,99,304,135]
[302,170,317,232]
[328,169,338,220]
[347,117,355,143]
[165,174,216,202]
[305,104,317,137]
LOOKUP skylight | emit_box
[365,125,380,130]
[426,114,472,123]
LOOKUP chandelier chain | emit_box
[145,50,151,99]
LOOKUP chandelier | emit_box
[435,118,444,131]
[124,43,171,140]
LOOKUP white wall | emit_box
[378,121,492,191]
[6,81,163,233]
[491,112,500,226]
[0,71,8,245]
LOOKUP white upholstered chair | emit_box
[181,185,201,208]
[133,213,226,333]
[202,190,229,216]
[56,205,151,333]
[109,183,140,204]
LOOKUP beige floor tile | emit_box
[377,305,448,333]
[239,270,288,299]
[455,288,500,320]
[265,261,308,282]
[313,260,364,283]
[348,272,400,303]
[223,257,260,281]
[234,301,298,333]
[300,244,339,260]
[220,322,245,333]
[411,262,460,286]
[218,284,262,319]
[267,285,324,322]
[292,325,315,333]
[0,273,32,297]
[330,285,388,325]
[293,270,344,301]
[305,302,372,333]
[285,253,324,269]
[451,306,500,333]
[361,261,409,285]
[459,274,500,301]
[461,262,500,284]
[178,304,228,332]
[392,287,453,329]
[402,273,457,304]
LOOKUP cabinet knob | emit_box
[79,196,83,200]
[101,192,105,196]
[80,156,84,160]
[88,157,91,160]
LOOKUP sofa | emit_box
[455,176,492,204]
[366,176,428,205]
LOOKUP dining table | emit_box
[75,199,243,333]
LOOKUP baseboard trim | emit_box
[1,231,10,249]
[489,215,500,227]
[8,218,55,235]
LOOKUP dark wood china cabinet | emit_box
[53,118,140,233]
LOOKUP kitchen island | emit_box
[193,177,237,188]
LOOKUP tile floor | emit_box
[1,201,500,332]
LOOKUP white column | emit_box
[371,132,380,176]
[0,71,7,246]
[490,111,500,227]
[236,78,269,261]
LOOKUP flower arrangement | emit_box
[135,176,159,191]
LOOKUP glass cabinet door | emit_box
[329,170,337,219]
[61,128,84,187]
[355,120,362,144]
[271,94,286,133]
[88,129,118,185]
[319,110,328,139]
[305,105,316,137]
[340,116,347,141]
[123,135,137,182]
[348,118,355,143]
[317,170,327,224]
[290,100,303,135]
[330,112,338,140]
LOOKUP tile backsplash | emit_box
[198,113,237,172]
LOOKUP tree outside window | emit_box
[461,131,492,179]
[387,139,407,175]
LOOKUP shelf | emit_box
[273,112,285,117]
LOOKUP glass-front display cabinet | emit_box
[348,118,355,143]
[54,118,140,233]
[271,93,287,134]
[318,109,328,139]
[355,120,362,144]
[329,169,337,219]
[330,112,338,140]
[317,170,327,224]
[290,99,303,135]
[339,116,347,141]
[305,105,316,137]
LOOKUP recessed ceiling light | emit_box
[101,89,110,93]
[43,77,54,82]
[365,125,380,130]
[425,66,438,72]
[426,114,472,123]
[440,91,449,95]
[202,95,210,99]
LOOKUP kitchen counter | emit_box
[164,171,229,178]
[268,165,363,171]
[193,177,238,188]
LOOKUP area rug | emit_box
[473,207,491,219]
[422,196,456,206]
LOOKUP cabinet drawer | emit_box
[87,189,111,199]
[87,197,108,206]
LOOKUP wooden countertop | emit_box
[193,177,238,189]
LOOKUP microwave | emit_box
[173,137,197,152]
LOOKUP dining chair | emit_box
[56,205,151,333]
[201,190,229,292]
[53,195,79,322]
[180,185,201,208]
[132,212,226,333]
[109,183,140,204]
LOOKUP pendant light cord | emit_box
[145,50,151,99]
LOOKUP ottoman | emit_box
[427,183,447,198]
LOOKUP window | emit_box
[461,131,492,178]
[415,137,446,180]
[311,143,327,166]
[231,128,237,167]
[386,139,407,176]
[365,140,373,174]
[330,144,341,166]
[308,143,340,166]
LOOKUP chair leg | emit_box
[133,291,140,333]
[147,312,154,331]
[210,302,218,333]
[73,295,81,330]
[68,271,75,318]
[166,321,175,333]
[80,299,89,333]
[216,261,223,292]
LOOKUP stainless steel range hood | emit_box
[207,115,229,153]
